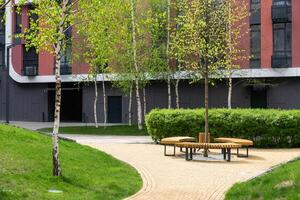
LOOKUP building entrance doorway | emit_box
[48,86,82,122]
[107,96,122,123]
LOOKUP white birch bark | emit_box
[166,0,172,109]
[227,1,233,109]
[228,77,232,109]
[52,0,69,177]
[93,76,98,128]
[143,87,146,118]
[204,67,209,157]
[102,75,107,127]
[175,78,180,108]
[128,84,132,126]
[130,0,143,130]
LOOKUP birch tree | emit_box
[171,0,247,156]
[130,0,143,130]
[20,0,80,176]
[112,0,152,130]
[0,0,11,9]
[223,0,248,109]
[76,0,125,128]
[166,0,172,108]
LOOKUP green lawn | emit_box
[0,124,142,200]
[38,125,148,136]
[225,159,300,200]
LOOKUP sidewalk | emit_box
[63,135,300,200]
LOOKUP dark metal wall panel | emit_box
[81,79,253,123]
[267,78,300,109]
[0,70,7,120]
[0,70,48,122]
[82,82,130,124]
[0,76,300,123]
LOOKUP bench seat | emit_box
[176,142,241,161]
[161,136,196,156]
[214,137,253,157]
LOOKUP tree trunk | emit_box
[128,84,132,126]
[130,0,143,130]
[167,77,171,109]
[228,77,232,109]
[175,78,180,108]
[102,75,107,127]
[143,87,146,119]
[52,0,68,176]
[93,77,98,128]
[227,2,233,110]
[204,67,209,157]
[166,0,171,109]
[53,51,62,176]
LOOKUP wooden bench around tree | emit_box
[214,137,254,157]
[175,142,241,162]
[161,137,196,156]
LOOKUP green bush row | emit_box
[145,108,300,148]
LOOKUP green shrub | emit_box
[145,108,300,148]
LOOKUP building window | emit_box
[272,23,291,68]
[271,0,292,68]
[15,12,22,33]
[273,0,291,6]
[23,46,38,76]
[273,23,291,55]
[59,26,72,75]
[250,0,261,25]
[28,6,38,28]
[250,25,261,68]
[272,0,291,23]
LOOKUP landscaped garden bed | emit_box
[145,108,300,148]
[0,124,142,200]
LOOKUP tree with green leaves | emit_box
[110,0,153,130]
[76,0,126,128]
[223,0,248,109]
[0,0,11,9]
[20,0,82,176]
[171,0,248,156]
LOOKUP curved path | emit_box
[62,135,300,200]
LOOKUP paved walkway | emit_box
[9,122,300,200]
[62,134,300,200]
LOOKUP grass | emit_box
[37,125,148,136]
[0,124,142,200]
[225,159,300,200]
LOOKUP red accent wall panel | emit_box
[292,0,300,68]
[261,0,273,68]
[12,45,22,75]
[39,51,55,75]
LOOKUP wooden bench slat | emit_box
[175,142,241,149]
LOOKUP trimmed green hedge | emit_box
[145,109,300,148]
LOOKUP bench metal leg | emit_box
[237,147,249,158]
[164,144,176,156]
[222,148,225,160]
[189,148,193,160]
[185,147,189,160]
[227,148,231,162]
